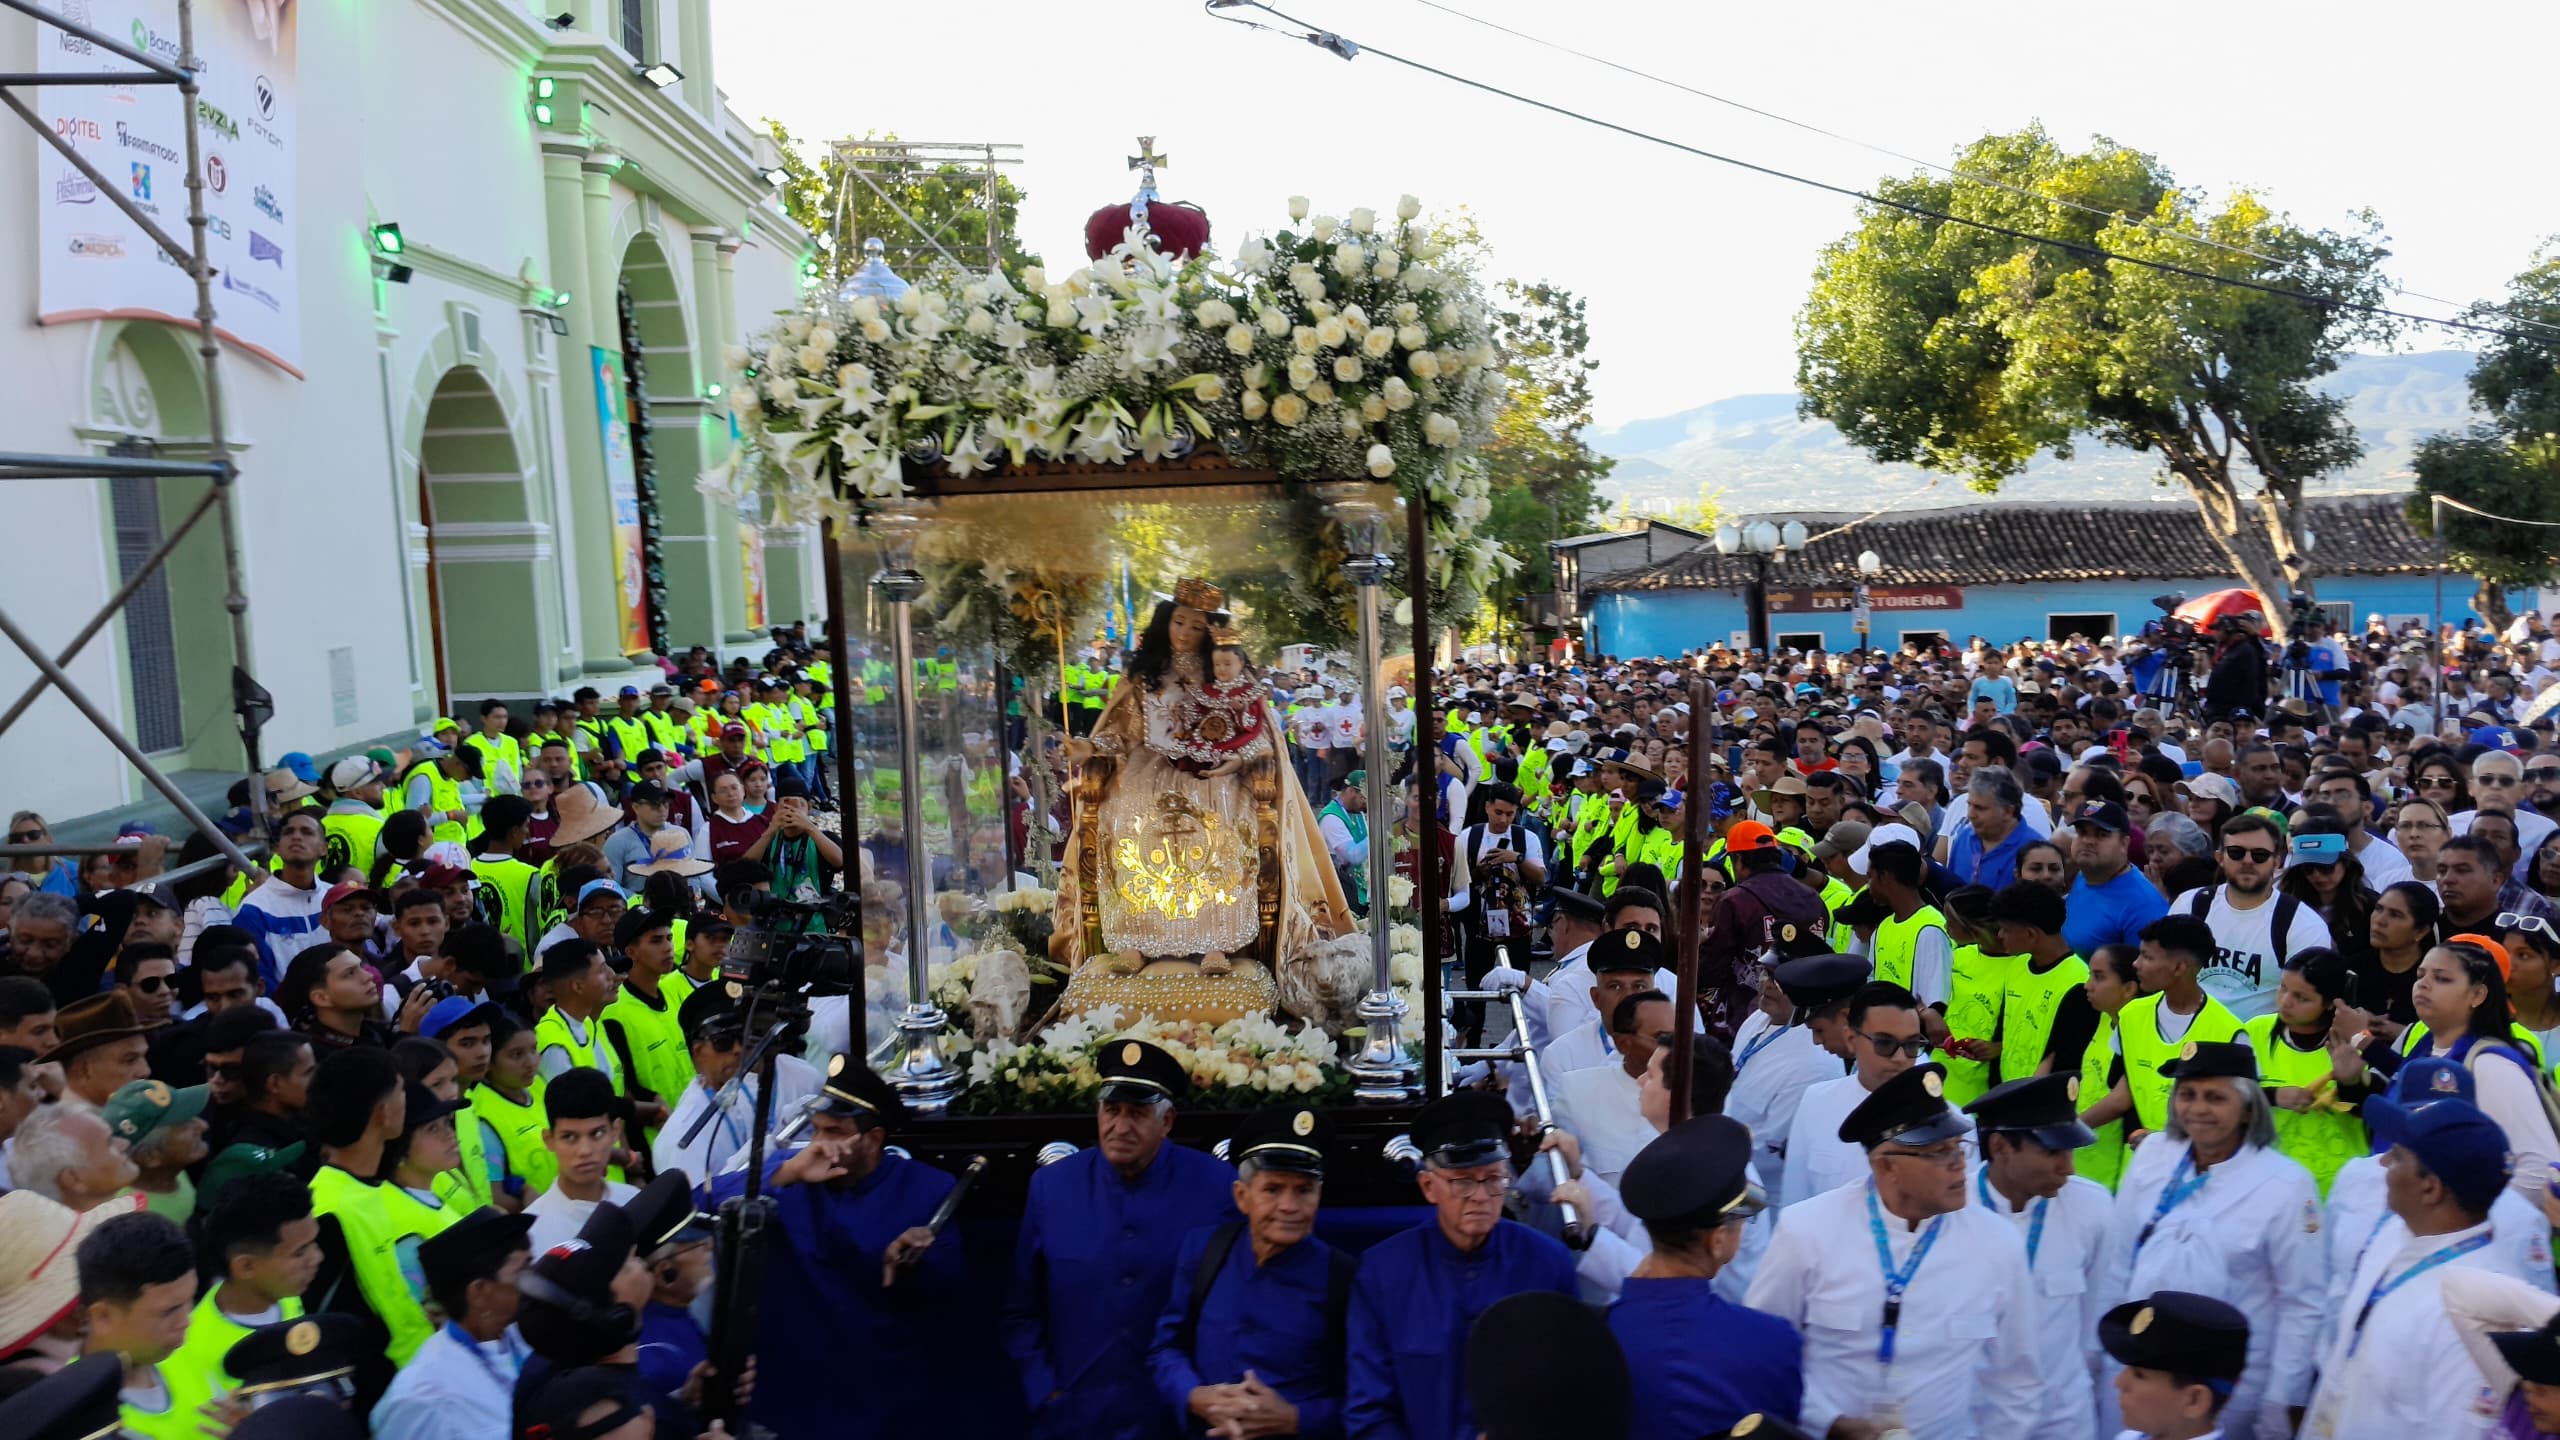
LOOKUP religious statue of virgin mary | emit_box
[1052,577,1352,1022]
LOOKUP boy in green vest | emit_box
[468,795,542,960]
[464,699,523,793]
[74,1209,198,1440]
[602,910,693,1152]
[2080,913,2242,1141]
[468,1011,553,1200]
[1987,881,2094,1087]
[302,1045,422,1401]
[320,757,389,878]
[160,1172,318,1417]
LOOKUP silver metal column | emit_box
[870,506,963,1108]
[1324,484,1419,1103]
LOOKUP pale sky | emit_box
[711,0,2560,427]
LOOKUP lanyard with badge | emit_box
[2344,1232,2492,1356]
[1977,1169,2049,1267]
[1735,1023,1793,1074]
[444,1323,524,1392]
[2134,1150,2210,1260]
[1865,1184,1945,1365]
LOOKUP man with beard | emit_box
[704,1056,967,1437]
[2178,811,2331,1021]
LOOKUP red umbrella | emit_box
[2175,588,2268,632]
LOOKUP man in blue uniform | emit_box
[1150,1104,1356,1439]
[1343,1089,1576,1440]
[1465,1290,1634,1440]
[704,1054,966,1439]
[621,1170,714,1403]
[1003,1039,1235,1439]
[1608,1114,1803,1433]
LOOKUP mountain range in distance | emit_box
[1587,350,2482,517]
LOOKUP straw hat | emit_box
[627,825,714,879]
[0,1190,146,1355]
[262,768,317,806]
[547,784,624,849]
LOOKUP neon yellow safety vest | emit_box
[376,1182,461,1273]
[2244,1014,2366,1199]
[2116,992,2244,1135]
[2078,1011,2127,1191]
[1997,954,2090,1086]
[2394,1022,2549,1069]
[153,1289,305,1430]
[605,715,652,764]
[469,1080,555,1197]
[470,854,541,960]
[1870,905,1948,995]
[407,763,466,845]
[796,696,827,754]
[1939,944,2016,1107]
[309,1164,433,1365]
[436,1108,498,1213]
[463,732,523,788]
[321,805,384,878]
[534,1008,622,1094]
[603,985,693,1143]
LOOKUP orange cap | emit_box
[1724,820,1779,853]
[2448,932,2513,981]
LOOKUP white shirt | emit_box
[1726,1016,1848,1210]
[2186,886,2335,1021]
[2453,807,2558,882]
[2301,1217,2509,1439]
[1780,1071,1877,1210]
[1745,1179,2043,1440]
[2323,1152,2553,1345]
[1316,810,1368,868]
[1541,1018,1616,1077]
[1542,949,1682,1043]
[2416,1038,2560,1201]
[1972,1165,2113,1437]
[371,1324,529,1440]
[2352,834,2414,890]
[655,1077,762,1181]
[1547,1061,1652,1187]
[523,1180,639,1256]
[2099,1139,2326,1432]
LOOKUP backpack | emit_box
[2447,1032,2560,1154]
[2184,886,2301,957]
[1175,1220,1358,1390]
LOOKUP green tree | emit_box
[2410,245,2560,629]
[1477,279,1613,644]
[764,121,1040,285]
[1796,125,2394,636]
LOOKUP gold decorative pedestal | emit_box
[1056,959,1279,1026]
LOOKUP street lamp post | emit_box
[1853,548,1882,657]
[1712,518,1808,655]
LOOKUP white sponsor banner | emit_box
[38,0,301,376]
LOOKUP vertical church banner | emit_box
[591,348,652,656]
[38,0,303,375]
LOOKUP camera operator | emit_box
[2202,610,2270,723]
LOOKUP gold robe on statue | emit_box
[1053,671,1351,1022]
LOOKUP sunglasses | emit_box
[2500,911,2560,946]
[2417,775,2458,788]
[2529,768,2560,783]
[1856,1030,1933,1058]
[5,830,42,844]
[130,974,172,994]
[2222,846,2278,864]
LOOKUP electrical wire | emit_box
[1204,0,2544,345]
[1394,0,2560,339]
[2430,493,2560,528]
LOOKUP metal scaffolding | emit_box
[825,138,1023,276]
[0,0,262,872]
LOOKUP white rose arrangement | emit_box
[954,1006,1347,1113]
[705,194,1511,600]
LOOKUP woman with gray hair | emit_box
[2098,1039,2324,1439]
[2145,811,2215,899]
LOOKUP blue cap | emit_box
[619,685,642,698]
[2290,831,2349,863]
[280,752,321,785]
[2390,1057,2474,1104]
[575,878,628,909]
[2472,725,2519,750]
[414,735,450,759]
[2365,1095,2512,1212]
[420,995,504,1040]
[115,820,159,839]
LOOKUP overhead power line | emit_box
[1394,0,2560,339]
[1203,0,2545,346]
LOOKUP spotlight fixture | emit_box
[704,382,724,400]
[544,11,575,28]
[377,261,414,285]
[636,61,683,89]
[369,221,405,257]
[545,288,572,310]
[542,311,569,337]
[756,165,787,188]
[531,76,556,126]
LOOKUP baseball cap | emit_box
[327,757,382,791]
[1723,820,1779,854]
[2364,1095,2513,1213]
[2070,801,2130,834]
[320,881,375,914]
[101,1078,210,1147]
[574,879,628,910]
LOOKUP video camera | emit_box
[719,889,862,999]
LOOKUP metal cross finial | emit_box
[1127,136,1167,223]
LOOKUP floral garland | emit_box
[702,194,1517,600]
[954,1006,1353,1114]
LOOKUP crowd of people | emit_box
[10,599,2560,1439]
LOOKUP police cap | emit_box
[677,980,744,1042]
[2491,1308,2560,1386]
[2097,1290,2250,1384]
[1546,887,1605,924]
[2158,1039,2259,1084]
[1412,1089,1514,1170]
[222,1313,364,1395]
[0,1354,123,1440]
[1232,1104,1331,1177]
[1096,1038,1191,1106]
[418,1207,537,1310]
[1464,1291,1632,1440]
[814,1052,906,1127]
[622,1168,713,1257]
[1590,926,1666,976]
[1771,952,1868,1010]
[1620,1114,1764,1226]
[1962,1073,2096,1152]
[1838,1062,1973,1150]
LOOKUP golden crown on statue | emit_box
[1172,577,1226,611]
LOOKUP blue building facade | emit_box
[1583,495,2507,658]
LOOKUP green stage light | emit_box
[535,76,556,99]
[704,382,724,400]
[370,222,405,256]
